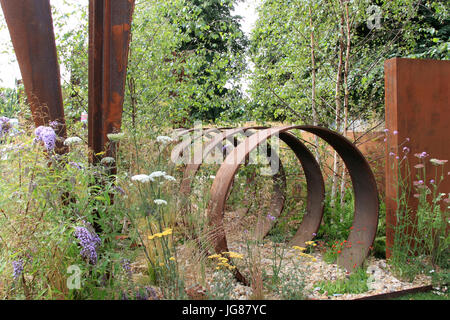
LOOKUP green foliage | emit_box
[316,267,369,295]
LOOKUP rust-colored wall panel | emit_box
[385,58,450,258]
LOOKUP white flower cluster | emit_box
[156,135,174,145]
[64,136,83,146]
[131,171,176,183]
[107,132,125,142]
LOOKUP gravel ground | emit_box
[174,239,433,300]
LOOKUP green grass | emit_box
[394,291,449,300]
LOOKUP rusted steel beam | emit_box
[0,0,68,154]
[353,285,433,300]
[88,0,135,166]
[207,126,378,284]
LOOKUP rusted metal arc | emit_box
[170,128,224,165]
[88,0,135,165]
[178,126,287,240]
[278,131,325,246]
[0,0,68,154]
[208,126,378,283]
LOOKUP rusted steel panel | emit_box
[88,0,135,165]
[384,58,450,258]
[207,126,378,284]
[0,0,67,154]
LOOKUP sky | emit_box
[0,0,260,89]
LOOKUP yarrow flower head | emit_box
[107,132,125,142]
[156,135,173,145]
[131,174,152,183]
[100,157,115,165]
[12,258,24,280]
[64,136,83,146]
[149,171,167,180]
[154,199,167,206]
[430,158,448,166]
[34,126,56,151]
[74,226,101,264]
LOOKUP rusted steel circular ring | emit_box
[208,126,378,283]
[170,127,225,164]
[178,127,287,240]
[179,127,324,241]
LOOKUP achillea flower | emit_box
[12,258,24,280]
[430,158,448,166]
[74,226,101,264]
[163,174,176,182]
[34,126,56,151]
[149,171,166,180]
[100,157,115,165]
[156,136,173,144]
[154,199,167,206]
[107,132,125,142]
[64,136,82,146]
[131,174,152,183]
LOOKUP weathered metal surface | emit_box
[88,0,135,166]
[207,126,378,283]
[0,0,68,154]
[353,285,433,300]
[384,58,450,258]
[178,127,289,240]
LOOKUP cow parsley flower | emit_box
[34,126,56,151]
[74,226,102,264]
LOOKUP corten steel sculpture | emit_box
[1,0,135,166]
[0,0,68,154]
[175,126,378,284]
[1,1,380,285]
[384,58,450,258]
[204,126,379,284]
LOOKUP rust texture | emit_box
[206,126,378,284]
[384,58,450,258]
[88,0,135,166]
[0,0,67,154]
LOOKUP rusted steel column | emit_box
[0,0,67,154]
[384,58,450,258]
[88,0,135,166]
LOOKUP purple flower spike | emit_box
[34,126,56,151]
[74,226,101,264]
[12,259,24,280]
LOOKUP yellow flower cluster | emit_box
[148,228,173,240]
[292,241,317,262]
[207,251,243,271]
